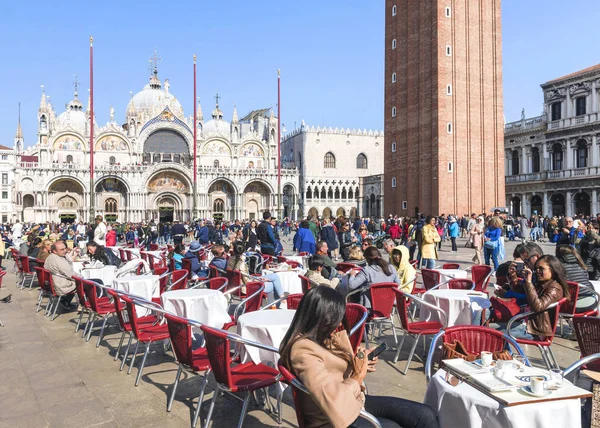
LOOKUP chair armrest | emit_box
[259,296,286,310]
[406,293,448,327]
[345,287,365,303]
[166,273,187,291]
[424,330,446,384]
[398,276,417,291]
[564,352,600,377]
[427,279,450,292]
[578,283,600,299]
[223,285,243,297]
[358,410,383,428]
[233,285,265,320]
[188,278,213,289]
[349,310,368,337]
[506,300,562,338]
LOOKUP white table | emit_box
[237,309,295,366]
[80,266,117,286]
[161,289,231,329]
[424,369,582,428]
[421,289,490,327]
[114,274,159,316]
[436,269,468,285]
[262,269,305,294]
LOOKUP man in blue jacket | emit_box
[197,221,209,245]
[293,220,317,254]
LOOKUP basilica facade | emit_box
[12,67,300,224]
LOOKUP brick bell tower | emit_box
[384,0,505,216]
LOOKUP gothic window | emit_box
[104,198,117,213]
[576,97,587,116]
[532,147,541,173]
[327,187,333,199]
[213,198,224,212]
[324,152,336,168]
[552,143,563,170]
[356,153,368,169]
[577,140,588,168]
[23,194,34,208]
[306,187,312,199]
[334,188,340,199]
[214,160,220,168]
[66,155,73,164]
[320,188,326,199]
[40,115,47,131]
[109,156,116,165]
[298,153,302,168]
[348,188,354,200]
[511,150,520,175]
[551,102,562,121]
[341,188,347,199]
[57,195,77,208]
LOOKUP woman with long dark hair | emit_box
[279,287,438,428]
[347,246,400,307]
[555,245,598,313]
[86,241,120,267]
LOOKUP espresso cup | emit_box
[530,376,548,395]
[480,351,493,367]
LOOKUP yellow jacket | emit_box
[390,245,416,293]
[421,224,440,260]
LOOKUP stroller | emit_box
[246,252,266,275]
[373,233,391,249]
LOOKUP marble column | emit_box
[542,192,549,216]
[521,147,528,174]
[565,140,573,170]
[566,192,573,217]
[593,80,598,113]
[592,134,599,167]
[522,194,530,217]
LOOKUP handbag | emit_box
[484,239,498,250]
[442,340,478,362]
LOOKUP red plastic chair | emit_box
[441,263,460,270]
[125,249,133,261]
[412,268,442,296]
[149,244,159,251]
[346,303,368,353]
[471,264,493,293]
[424,325,529,384]
[559,281,580,337]
[278,362,383,427]
[447,279,475,290]
[228,282,266,328]
[225,268,244,298]
[409,260,419,269]
[346,282,399,350]
[121,295,170,386]
[44,268,74,321]
[105,288,157,370]
[169,257,176,272]
[33,267,52,314]
[119,248,128,263]
[72,276,92,335]
[336,262,357,274]
[298,275,312,294]
[276,256,287,264]
[18,255,35,290]
[507,297,567,370]
[572,317,600,374]
[393,288,447,374]
[164,312,211,425]
[35,258,45,268]
[286,260,302,269]
[287,293,303,310]
[201,325,281,427]
[82,279,117,347]
[168,270,189,291]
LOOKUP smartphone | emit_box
[515,262,525,277]
[368,342,388,360]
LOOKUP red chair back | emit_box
[298,275,311,294]
[562,281,580,317]
[106,288,129,330]
[393,288,411,329]
[369,282,398,319]
[278,362,308,428]
[286,293,303,310]
[18,255,32,274]
[409,260,418,269]
[169,257,176,272]
[471,264,493,292]
[573,317,600,372]
[421,268,441,290]
[43,268,60,297]
[207,277,228,291]
[170,270,189,291]
[243,281,265,313]
[276,256,287,264]
[346,303,367,352]
[545,297,568,344]
[209,265,221,278]
[286,261,302,269]
[72,276,89,309]
[165,312,194,367]
[119,248,127,262]
[225,268,242,293]
[297,252,310,256]
[448,279,475,290]
[34,267,50,292]
[35,258,45,268]
[146,254,155,271]
[201,325,233,387]
[154,266,169,295]
[82,279,103,312]
[181,258,193,280]
[149,244,159,251]
[121,294,145,339]
[336,262,357,274]
[125,249,133,261]
[0,270,6,288]
[442,263,460,270]
[443,325,507,355]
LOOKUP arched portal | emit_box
[208,180,236,221]
[322,207,332,219]
[510,196,521,217]
[143,130,189,165]
[550,193,565,217]
[574,192,591,217]
[308,207,318,219]
[96,177,128,222]
[336,207,346,217]
[283,184,295,220]
[22,194,35,223]
[530,195,543,216]
[156,195,179,223]
[49,178,84,223]
[244,181,272,221]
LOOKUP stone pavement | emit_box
[0,236,582,428]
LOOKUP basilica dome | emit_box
[127,70,184,121]
[202,104,230,137]
[57,95,88,135]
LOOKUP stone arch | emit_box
[510,196,521,217]
[150,191,186,222]
[23,194,35,209]
[206,177,239,195]
[95,133,131,153]
[94,175,131,193]
[46,176,86,193]
[141,163,193,191]
[242,178,274,194]
[147,170,191,194]
[530,194,543,215]
[550,192,566,216]
[574,191,591,216]
[308,207,318,219]
[137,120,193,156]
[322,207,332,219]
[52,133,86,151]
[306,186,312,199]
[336,207,346,217]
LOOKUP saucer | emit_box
[520,385,551,398]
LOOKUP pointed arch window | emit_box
[341,188,347,199]
[109,156,116,165]
[356,153,368,169]
[66,155,73,164]
[334,188,340,199]
[306,187,312,199]
[214,160,220,168]
[104,198,117,213]
[324,152,336,168]
[327,187,333,199]
[213,198,224,213]
[320,188,326,199]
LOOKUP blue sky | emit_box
[0,1,598,147]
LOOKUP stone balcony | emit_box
[506,166,600,183]
[547,112,600,131]
[504,115,546,134]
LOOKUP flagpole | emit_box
[277,69,282,219]
[89,36,95,222]
[192,54,198,220]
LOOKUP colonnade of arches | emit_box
[509,190,595,218]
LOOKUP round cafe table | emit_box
[237,309,296,366]
[436,269,468,285]
[262,269,305,294]
[161,289,231,329]
[420,289,490,327]
[114,274,160,316]
[80,266,117,286]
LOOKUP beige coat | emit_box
[289,331,364,428]
[421,224,440,260]
[306,270,340,289]
[44,253,76,295]
[470,223,484,250]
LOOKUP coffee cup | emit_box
[480,351,493,367]
[530,376,548,395]
[496,360,515,371]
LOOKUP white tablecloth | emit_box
[424,369,581,428]
[421,290,490,327]
[437,269,468,285]
[114,274,159,316]
[81,266,117,285]
[237,309,295,366]
[262,269,306,294]
[161,289,231,329]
